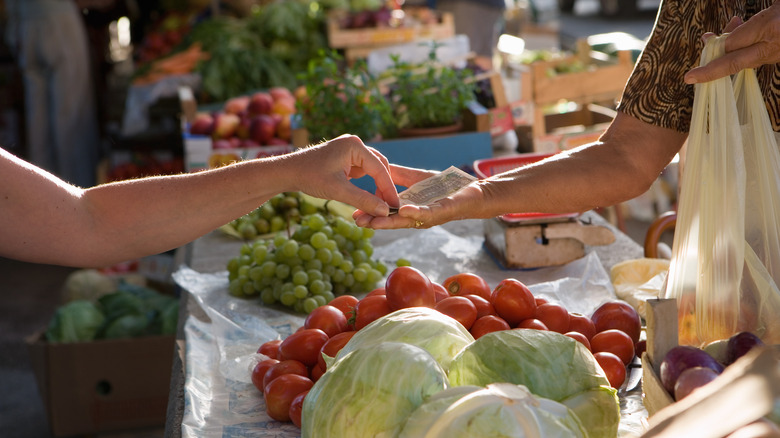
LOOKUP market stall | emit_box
[163,210,648,437]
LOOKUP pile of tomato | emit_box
[251,266,643,428]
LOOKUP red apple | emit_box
[248,92,274,116]
[236,115,252,139]
[269,87,293,102]
[189,113,214,136]
[213,138,235,149]
[211,113,241,139]
[241,139,262,148]
[224,96,250,115]
[249,115,278,145]
[271,96,296,116]
[276,115,292,141]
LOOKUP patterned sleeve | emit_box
[617,0,708,133]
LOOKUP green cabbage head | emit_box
[44,299,105,343]
[447,329,619,438]
[302,341,449,438]
[333,307,474,372]
[399,383,588,438]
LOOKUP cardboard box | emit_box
[27,332,176,437]
[534,104,615,154]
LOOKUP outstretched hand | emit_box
[685,6,780,84]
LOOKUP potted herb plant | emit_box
[296,51,395,143]
[386,43,477,137]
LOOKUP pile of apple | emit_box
[250,267,644,427]
[188,87,300,149]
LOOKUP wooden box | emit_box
[327,11,455,49]
[483,216,615,269]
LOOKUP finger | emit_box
[723,16,743,34]
[684,44,764,84]
[356,147,399,208]
[389,164,438,188]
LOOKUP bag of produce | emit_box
[664,34,780,346]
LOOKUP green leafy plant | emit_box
[387,44,477,130]
[297,51,395,142]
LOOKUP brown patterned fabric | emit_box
[617,0,780,133]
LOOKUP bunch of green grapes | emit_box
[228,192,325,240]
[226,213,388,314]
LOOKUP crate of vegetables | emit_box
[326,9,454,49]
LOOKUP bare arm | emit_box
[356,112,686,229]
[0,135,398,267]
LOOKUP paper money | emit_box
[396,166,477,208]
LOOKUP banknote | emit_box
[391,166,477,211]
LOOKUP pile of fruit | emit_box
[249,266,643,428]
[659,331,765,401]
[225,192,389,314]
[188,86,299,151]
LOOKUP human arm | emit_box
[356,112,686,229]
[685,3,780,84]
[0,134,398,267]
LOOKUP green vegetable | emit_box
[448,329,620,437]
[45,300,105,343]
[62,269,115,303]
[302,342,449,438]
[332,307,474,373]
[101,313,150,339]
[399,383,588,438]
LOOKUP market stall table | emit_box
[164,210,647,438]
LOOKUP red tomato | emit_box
[289,389,309,428]
[354,295,392,330]
[434,296,478,330]
[564,331,591,351]
[278,329,329,367]
[635,339,647,358]
[516,318,549,330]
[590,301,642,344]
[257,339,282,359]
[470,315,511,339]
[535,296,549,307]
[535,302,570,333]
[590,329,636,365]
[491,278,536,326]
[318,330,357,370]
[462,294,496,319]
[263,359,309,391]
[442,273,492,301]
[568,312,597,340]
[593,351,627,389]
[385,266,435,310]
[304,305,348,338]
[329,295,359,330]
[365,287,386,297]
[432,282,449,302]
[251,358,279,393]
[264,374,314,422]
[310,364,325,383]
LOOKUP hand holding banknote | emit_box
[355,165,488,230]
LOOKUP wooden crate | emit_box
[518,44,635,148]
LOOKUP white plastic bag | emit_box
[663,35,780,346]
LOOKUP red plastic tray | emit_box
[473,153,580,223]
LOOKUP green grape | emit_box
[242,281,256,296]
[309,279,326,295]
[280,194,299,210]
[303,297,319,314]
[312,295,327,307]
[260,288,276,304]
[310,231,328,249]
[323,281,333,292]
[306,269,323,282]
[273,234,288,247]
[343,273,355,287]
[298,243,315,261]
[351,249,368,265]
[292,270,309,286]
[238,254,252,266]
[249,266,263,282]
[362,227,375,239]
[228,278,243,297]
[334,217,352,236]
[353,267,368,282]
[227,257,240,279]
[307,213,327,231]
[375,261,388,276]
[341,240,356,253]
[240,243,252,256]
[252,245,268,264]
[339,260,354,273]
[332,234,347,249]
[316,247,333,264]
[332,269,346,283]
[360,242,374,257]
[275,263,291,280]
[261,261,277,277]
[286,256,303,267]
[324,239,338,251]
[321,290,335,303]
[270,216,286,232]
[323,264,336,276]
[396,258,412,267]
[238,264,251,279]
[305,259,323,271]
[260,202,276,219]
[329,251,344,267]
[292,227,313,243]
[280,290,297,306]
[281,240,299,257]
[367,268,383,284]
[348,226,364,241]
[333,283,347,295]
[300,200,319,216]
[320,225,334,238]
[293,284,309,299]
[253,217,270,234]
